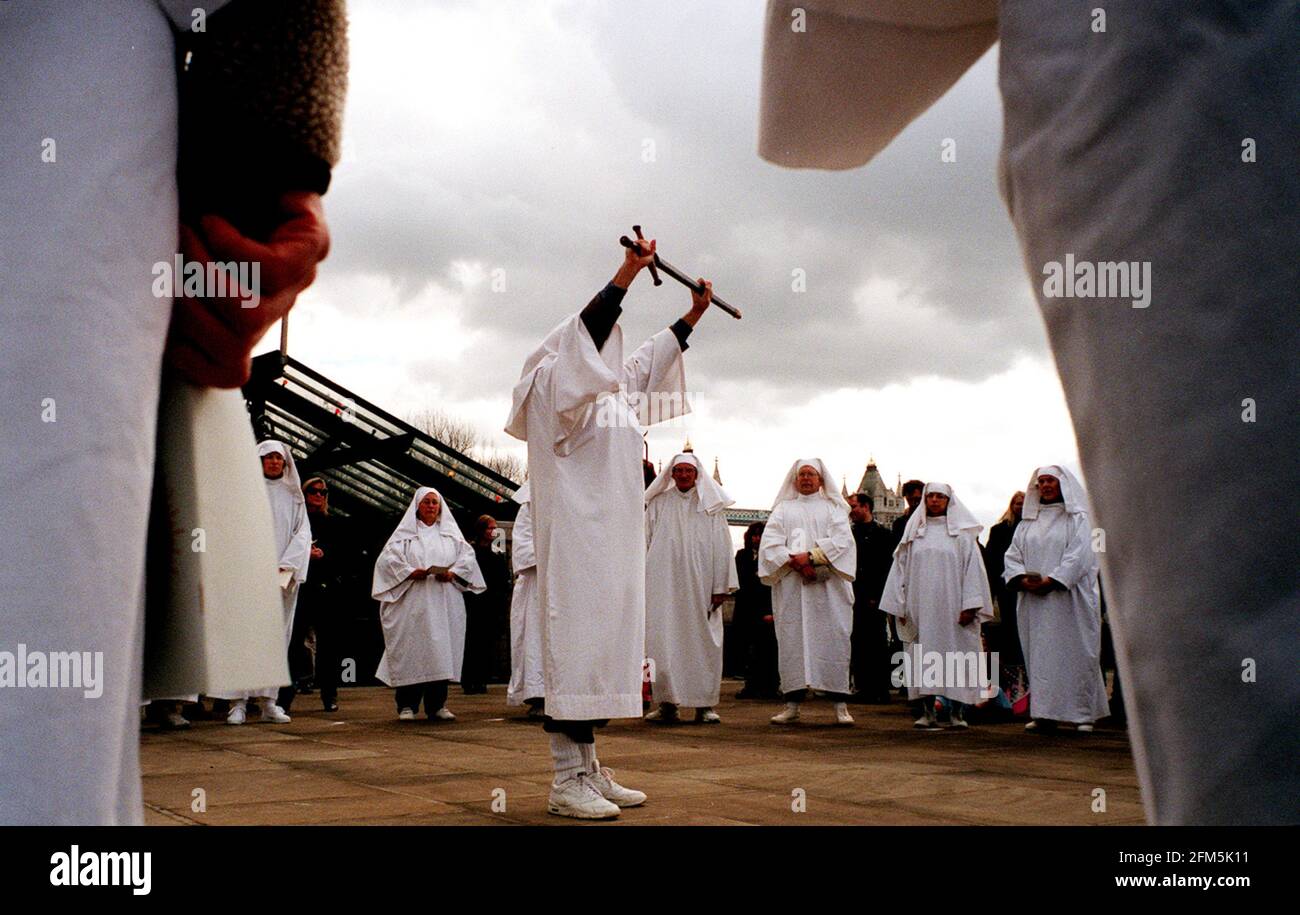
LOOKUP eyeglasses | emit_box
[306,488,328,496]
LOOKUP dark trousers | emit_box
[850,606,893,698]
[315,609,341,705]
[396,680,449,716]
[744,621,780,695]
[784,689,850,702]
[542,718,609,744]
[461,609,501,690]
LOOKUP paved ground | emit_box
[140,683,1145,826]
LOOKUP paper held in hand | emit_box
[143,376,290,698]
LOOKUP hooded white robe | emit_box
[504,309,689,720]
[1003,466,1109,724]
[758,459,856,695]
[211,440,312,701]
[506,484,544,706]
[643,454,738,708]
[373,487,486,687]
[880,482,993,704]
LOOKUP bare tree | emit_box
[407,407,479,455]
[407,407,527,483]
[478,449,526,483]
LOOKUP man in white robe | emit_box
[373,487,485,721]
[1003,466,1110,732]
[504,238,715,819]
[506,482,545,716]
[881,482,994,729]
[643,453,738,724]
[213,440,312,724]
[756,0,1296,825]
[758,459,857,726]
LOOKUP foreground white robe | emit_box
[644,486,737,707]
[506,499,544,706]
[757,0,1299,826]
[759,494,856,694]
[374,516,484,687]
[881,523,992,704]
[1004,503,1109,724]
[211,452,312,701]
[506,311,688,719]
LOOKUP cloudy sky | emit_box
[256,0,1082,529]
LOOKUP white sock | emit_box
[549,733,585,783]
[833,702,848,713]
[786,701,800,713]
[579,741,598,774]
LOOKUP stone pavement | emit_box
[140,684,1145,826]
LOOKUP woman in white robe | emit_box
[880,482,994,729]
[643,453,738,723]
[1003,465,1110,732]
[373,487,485,721]
[214,439,312,725]
[758,458,857,726]
[506,483,545,714]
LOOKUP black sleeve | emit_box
[669,318,693,352]
[580,283,627,351]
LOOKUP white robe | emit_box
[374,524,484,687]
[506,312,688,720]
[1003,503,1109,723]
[880,523,993,704]
[211,474,312,700]
[758,494,856,695]
[506,501,544,705]
[644,486,738,707]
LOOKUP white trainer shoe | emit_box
[1075,723,1094,733]
[433,707,456,721]
[547,774,620,820]
[644,704,678,723]
[398,708,416,721]
[164,712,191,730]
[261,703,291,723]
[589,765,646,808]
[770,703,800,724]
[696,708,721,724]
[225,705,246,726]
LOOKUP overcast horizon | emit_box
[254,0,1083,530]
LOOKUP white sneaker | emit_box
[696,708,721,724]
[260,703,291,723]
[1076,723,1094,733]
[913,714,939,730]
[950,717,970,729]
[433,707,456,721]
[644,704,678,723]
[589,765,646,807]
[770,703,800,724]
[547,774,620,820]
[164,712,191,730]
[398,708,416,721]
[833,703,854,726]
[225,705,246,726]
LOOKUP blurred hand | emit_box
[167,191,330,388]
